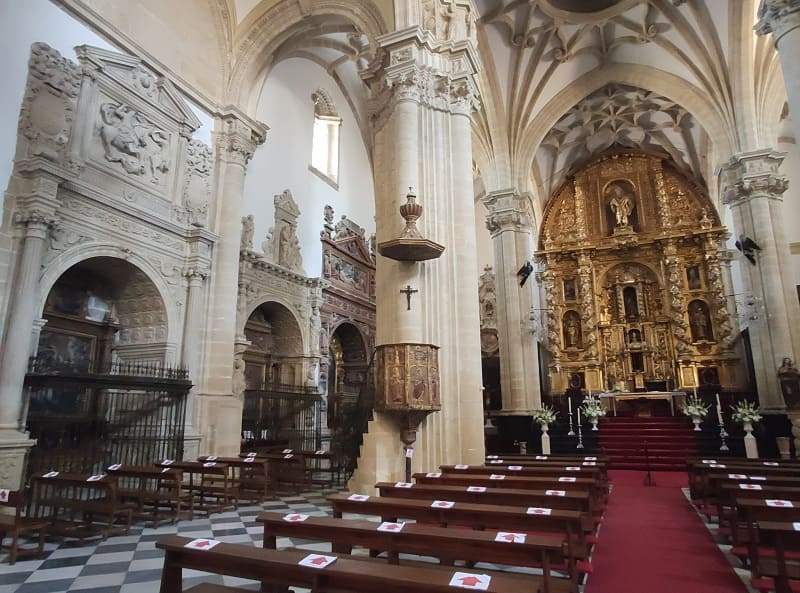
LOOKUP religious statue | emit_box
[689,301,711,341]
[241,214,254,249]
[608,184,634,227]
[232,357,246,399]
[778,357,800,377]
[564,314,581,348]
[699,208,713,229]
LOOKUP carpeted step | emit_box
[598,416,698,471]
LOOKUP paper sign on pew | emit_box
[467,486,487,493]
[246,452,256,457]
[793,522,800,531]
[348,494,369,502]
[206,455,217,461]
[449,572,491,590]
[283,454,294,459]
[766,499,794,508]
[394,482,413,488]
[87,474,106,482]
[0,489,9,502]
[203,462,217,468]
[299,554,337,569]
[566,466,581,471]
[749,476,767,480]
[709,464,726,468]
[243,457,254,463]
[43,471,59,478]
[283,513,309,522]
[185,539,221,550]
[377,521,405,532]
[582,462,597,466]
[536,456,548,460]
[108,464,122,471]
[495,532,526,544]
[584,457,597,461]
[508,465,523,471]
[527,507,553,515]
[162,459,174,465]
[764,462,780,466]
[558,477,577,482]
[489,474,506,480]
[701,460,717,464]
[454,464,469,470]
[487,455,499,459]
[740,484,762,490]
[282,449,293,454]
[728,474,748,479]
[489,460,503,464]
[545,490,566,497]
[432,500,455,509]
[426,472,442,478]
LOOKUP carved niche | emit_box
[262,190,304,274]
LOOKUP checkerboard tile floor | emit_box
[0,489,344,593]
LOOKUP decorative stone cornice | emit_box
[756,0,800,44]
[720,149,789,205]
[482,189,532,235]
[214,107,268,167]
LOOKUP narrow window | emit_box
[309,89,341,189]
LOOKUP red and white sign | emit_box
[282,449,293,454]
[495,532,526,544]
[377,521,405,532]
[709,464,726,468]
[527,507,553,515]
[508,465,523,471]
[728,474,747,479]
[793,522,800,531]
[739,484,762,490]
[426,472,442,478]
[584,457,597,461]
[161,468,171,473]
[467,486,487,493]
[536,456,548,460]
[566,466,581,471]
[246,452,257,457]
[701,460,717,464]
[432,500,455,509]
[558,477,577,483]
[283,454,294,459]
[489,474,506,480]
[454,464,469,470]
[0,489,9,503]
[162,459,174,465]
[315,450,326,455]
[582,462,597,466]
[766,499,794,508]
[206,455,217,461]
[203,462,217,468]
[107,464,122,471]
[283,513,309,522]
[394,482,413,488]
[449,572,491,590]
[487,455,499,459]
[489,460,503,464]
[546,490,566,497]
[347,493,369,502]
[87,474,106,482]
[764,462,780,466]
[43,471,59,478]
[185,539,221,550]
[298,554,337,569]
[749,476,767,481]
[243,457,254,463]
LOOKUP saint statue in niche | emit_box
[563,312,582,348]
[689,301,713,341]
[623,286,639,318]
[563,278,576,301]
[608,184,635,227]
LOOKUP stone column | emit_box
[197,108,266,455]
[349,13,483,492]
[757,1,800,143]
[483,189,540,413]
[721,150,800,410]
[181,266,208,459]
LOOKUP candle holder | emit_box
[567,411,575,436]
[576,416,584,449]
[720,425,729,452]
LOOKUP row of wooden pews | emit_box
[156,453,609,593]
[688,457,800,593]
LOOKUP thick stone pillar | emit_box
[757,1,800,143]
[197,108,266,455]
[181,265,208,459]
[483,189,540,413]
[721,150,800,410]
[350,12,483,492]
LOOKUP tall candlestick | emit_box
[577,408,581,424]
[568,396,572,414]
[715,393,721,408]
[693,386,697,398]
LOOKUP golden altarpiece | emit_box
[536,152,746,395]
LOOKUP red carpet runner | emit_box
[585,470,747,593]
[599,416,698,470]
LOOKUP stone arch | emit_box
[515,63,736,203]
[242,299,305,387]
[227,1,387,114]
[38,245,180,358]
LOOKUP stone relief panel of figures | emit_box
[535,150,741,393]
[260,190,304,274]
[478,265,498,357]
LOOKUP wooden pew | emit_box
[238,452,308,493]
[717,483,800,531]
[155,461,237,514]
[106,465,189,525]
[376,481,595,516]
[732,497,800,561]
[156,534,547,593]
[441,464,603,481]
[750,521,800,593]
[700,472,800,517]
[328,492,590,575]
[30,472,133,540]
[484,457,608,481]
[197,456,270,502]
[688,459,800,504]
[257,512,572,593]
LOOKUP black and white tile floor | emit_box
[0,489,344,593]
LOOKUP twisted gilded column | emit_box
[483,190,540,413]
[721,149,800,409]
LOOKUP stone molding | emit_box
[756,0,800,43]
[482,190,532,235]
[720,149,789,205]
[214,107,268,168]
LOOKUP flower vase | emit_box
[590,418,599,431]
[691,415,702,431]
[540,423,551,455]
[743,420,759,459]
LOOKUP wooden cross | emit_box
[400,285,418,311]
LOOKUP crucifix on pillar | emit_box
[400,285,418,311]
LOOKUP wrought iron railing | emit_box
[27,357,190,380]
[242,385,322,451]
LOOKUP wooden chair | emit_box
[0,489,48,564]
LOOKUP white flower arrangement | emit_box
[681,395,710,418]
[532,404,558,426]
[731,400,763,424]
[581,398,607,419]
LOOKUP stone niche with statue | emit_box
[374,343,441,444]
[536,151,745,395]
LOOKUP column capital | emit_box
[756,0,800,44]
[184,267,209,282]
[12,208,58,236]
[213,107,268,167]
[720,149,789,205]
[482,189,533,235]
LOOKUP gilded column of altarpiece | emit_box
[535,152,744,395]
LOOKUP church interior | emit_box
[1,1,800,592]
